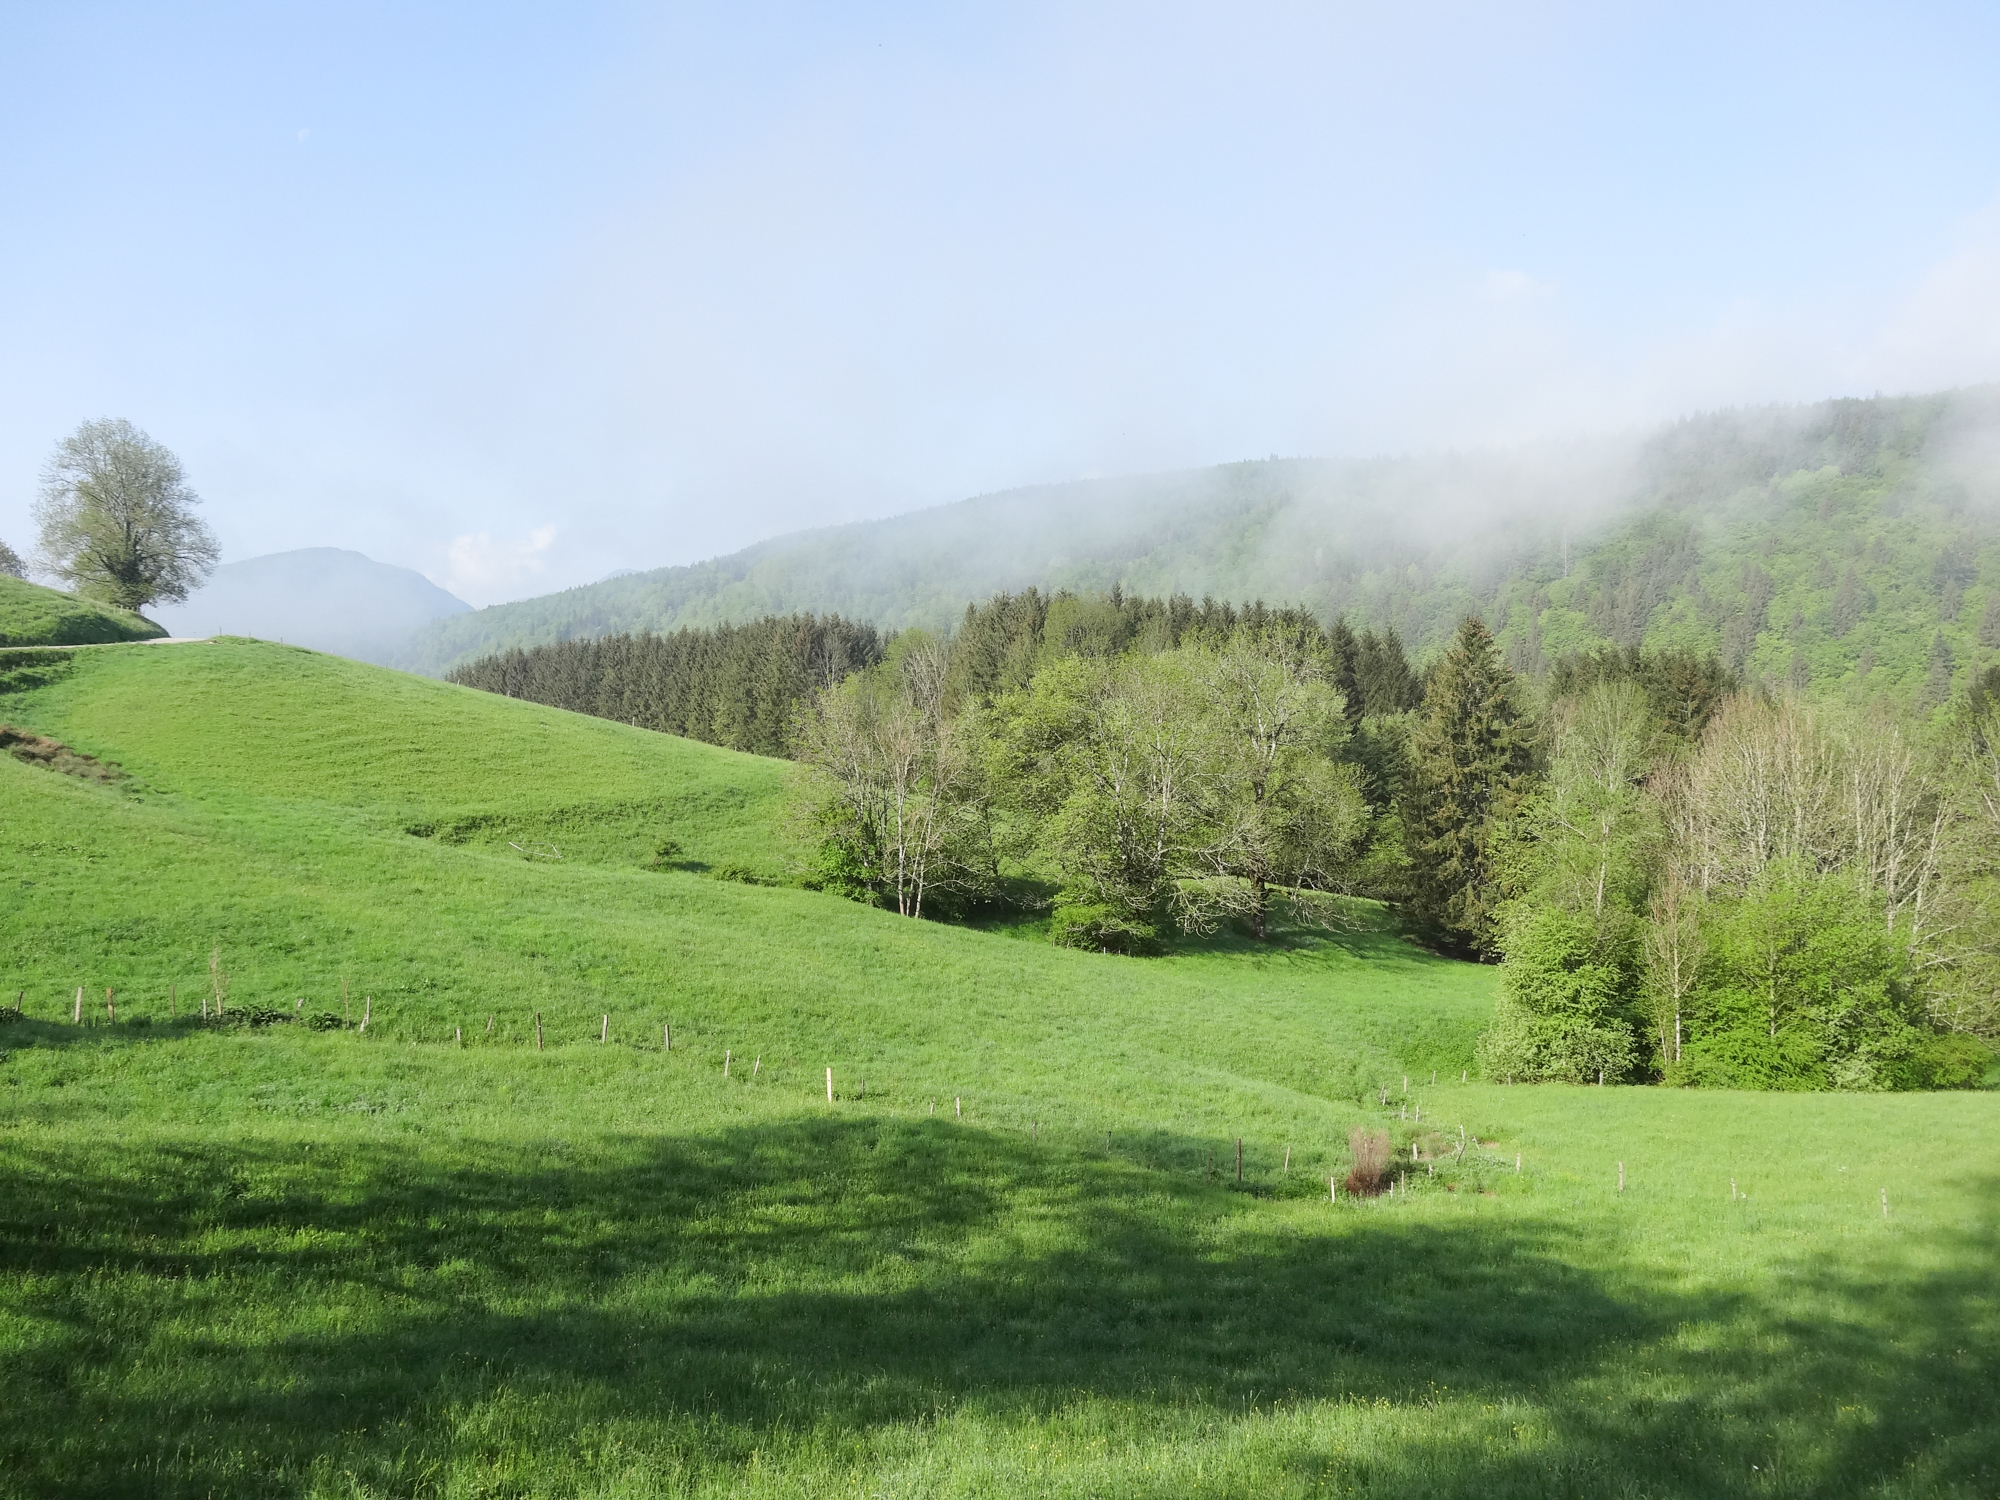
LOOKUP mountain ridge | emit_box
[395,388,2000,706]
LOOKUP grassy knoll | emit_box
[0,573,165,646]
[0,641,1994,1497]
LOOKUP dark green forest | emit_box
[445,613,885,758]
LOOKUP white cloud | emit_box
[439,524,557,607]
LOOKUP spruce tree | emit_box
[1404,616,1534,955]
[1354,628,1420,716]
[1327,616,1361,721]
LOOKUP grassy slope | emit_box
[1,642,1994,1497]
[0,572,165,646]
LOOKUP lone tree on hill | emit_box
[34,418,218,612]
[0,537,25,579]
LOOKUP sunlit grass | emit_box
[0,640,1992,1497]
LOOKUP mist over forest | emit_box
[398,387,2000,706]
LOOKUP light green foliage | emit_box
[792,633,992,916]
[984,633,1367,944]
[34,417,219,610]
[1684,862,1922,1090]
[1486,682,1658,1082]
[0,640,1995,1493]
[0,575,166,646]
[986,652,1201,948]
[1176,634,1367,939]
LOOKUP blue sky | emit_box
[3,2,1999,604]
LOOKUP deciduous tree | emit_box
[35,419,218,611]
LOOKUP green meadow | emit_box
[1,640,1993,1497]
[0,573,164,648]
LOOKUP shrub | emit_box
[1048,901,1161,956]
[1344,1127,1390,1195]
[1913,1032,1996,1089]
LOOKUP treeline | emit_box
[445,614,886,757]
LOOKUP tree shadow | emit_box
[0,1119,1991,1496]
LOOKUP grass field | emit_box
[1,640,1994,1497]
[0,573,165,647]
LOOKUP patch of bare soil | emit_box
[0,725,121,784]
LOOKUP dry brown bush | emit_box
[1345,1127,1390,1196]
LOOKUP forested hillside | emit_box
[399,388,2000,700]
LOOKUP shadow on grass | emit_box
[0,1117,1992,1496]
[0,1012,302,1053]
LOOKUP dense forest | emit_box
[401,388,2000,705]
[445,613,885,758]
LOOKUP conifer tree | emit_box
[1327,616,1361,721]
[1403,616,1534,955]
[1354,628,1420,716]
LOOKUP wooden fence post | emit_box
[826,1066,833,1103]
[73,986,82,1023]
[724,1049,731,1078]
[360,996,370,1033]
[1236,1138,1243,1183]
[601,1014,608,1043]
[535,1012,543,1051]
[663,1022,671,1051]
[1618,1161,1625,1193]
[106,988,115,1024]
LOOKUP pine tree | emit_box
[1404,616,1535,955]
[1327,616,1361,721]
[1978,591,2000,650]
[1354,628,1420,716]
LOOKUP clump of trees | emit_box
[35,419,217,611]
[792,595,1993,1091]
[0,538,25,579]
[1482,650,1998,1091]
[793,591,1394,948]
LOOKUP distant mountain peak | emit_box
[151,547,471,663]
